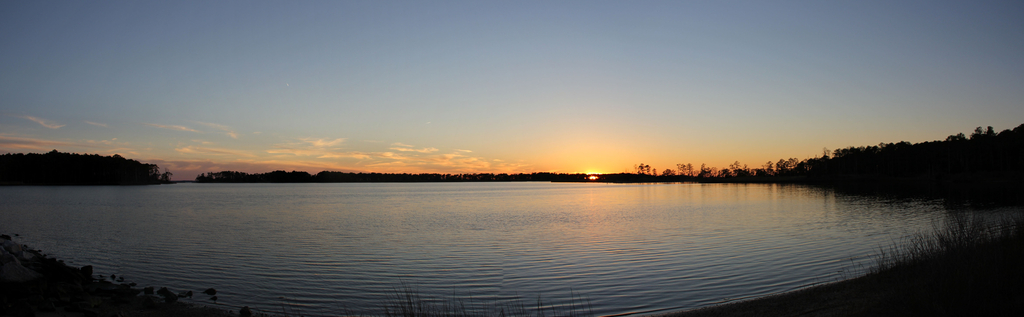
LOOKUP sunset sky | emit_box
[2,1,1022,179]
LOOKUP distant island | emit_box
[0,150,172,185]
[195,124,1023,184]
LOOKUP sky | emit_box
[2,1,1022,179]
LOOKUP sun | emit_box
[588,175,599,180]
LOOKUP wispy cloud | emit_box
[194,121,239,139]
[263,138,520,173]
[175,146,254,157]
[0,135,76,150]
[21,116,64,129]
[145,123,200,133]
[424,152,492,169]
[0,135,140,157]
[267,137,339,157]
[390,142,439,153]
[391,146,439,153]
[84,121,108,127]
[85,138,127,146]
[303,138,346,148]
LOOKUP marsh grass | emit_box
[867,213,1024,316]
[379,283,592,317]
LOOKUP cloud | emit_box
[424,152,492,169]
[85,138,127,146]
[266,147,322,157]
[390,146,439,153]
[303,138,346,148]
[0,135,142,158]
[267,137,348,157]
[269,138,418,161]
[364,161,412,168]
[21,116,64,129]
[84,121,108,127]
[194,121,239,139]
[145,123,200,133]
[0,135,77,151]
[175,146,255,157]
[315,151,379,159]
[262,138,522,174]
[389,142,438,153]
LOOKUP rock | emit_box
[203,288,217,296]
[143,286,154,295]
[1,259,43,282]
[38,257,86,283]
[210,295,217,302]
[80,265,93,279]
[162,292,178,303]
[38,300,57,312]
[157,287,178,303]
[1,240,20,255]
[239,306,252,317]
[16,251,34,262]
[142,295,158,309]
[0,253,17,265]
[8,301,33,317]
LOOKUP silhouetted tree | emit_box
[0,150,167,185]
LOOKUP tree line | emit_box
[195,171,599,183]
[195,124,1023,183]
[637,124,1024,181]
[0,150,172,185]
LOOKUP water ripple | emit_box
[0,183,982,316]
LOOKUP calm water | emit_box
[0,182,1010,315]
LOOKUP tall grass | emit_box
[379,284,592,317]
[869,213,1024,316]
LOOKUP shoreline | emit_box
[1,233,240,317]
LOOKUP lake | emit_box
[0,182,1012,316]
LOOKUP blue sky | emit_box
[2,1,1022,178]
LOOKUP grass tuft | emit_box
[378,283,592,317]
[868,213,1024,316]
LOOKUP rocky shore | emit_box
[1,234,248,317]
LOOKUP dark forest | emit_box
[0,150,172,185]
